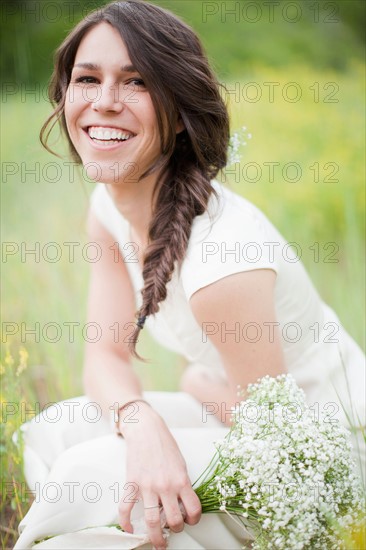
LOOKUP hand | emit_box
[118,404,202,550]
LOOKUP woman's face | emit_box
[64,22,164,185]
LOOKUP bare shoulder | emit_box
[190,269,277,316]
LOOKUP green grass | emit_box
[1,60,365,546]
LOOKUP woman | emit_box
[15,1,365,548]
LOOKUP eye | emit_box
[74,76,99,84]
[125,78,146,88]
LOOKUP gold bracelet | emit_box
[114,398,151,437]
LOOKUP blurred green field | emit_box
[2,0,365,83]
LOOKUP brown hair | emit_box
[40,0,230,360]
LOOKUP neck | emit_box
[105,172,161,248]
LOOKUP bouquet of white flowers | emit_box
[192,374,365,549]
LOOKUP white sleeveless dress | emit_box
[14,180,365,549]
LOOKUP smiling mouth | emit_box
[84,126,136,145]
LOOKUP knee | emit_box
[180,364,206,393]
[179,364,226,396]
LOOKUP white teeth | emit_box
[88,126,134,141]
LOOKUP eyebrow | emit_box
[73,62,138,73]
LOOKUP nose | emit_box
[91,82,124,113]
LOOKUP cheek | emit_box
[64,88,83,134]
[64,108,83,158]
[138,97,160,136]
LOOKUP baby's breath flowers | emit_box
[227,125,251,166]
[193,374,365,549]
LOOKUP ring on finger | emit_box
[144,504,162,509]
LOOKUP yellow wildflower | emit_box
[4,344,14,368]
[16,347,29,377]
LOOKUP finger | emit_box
[118,498,135,533]
[159,496,185,533]
[119,484,140,533]
[179,486,202,526]
[143,492,167,550]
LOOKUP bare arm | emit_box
[82,208,143,415]
[188,269,286,424]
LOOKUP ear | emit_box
[176,115,186,135]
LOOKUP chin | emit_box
[81,160,135,185]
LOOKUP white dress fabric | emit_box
[15,180,365,549]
